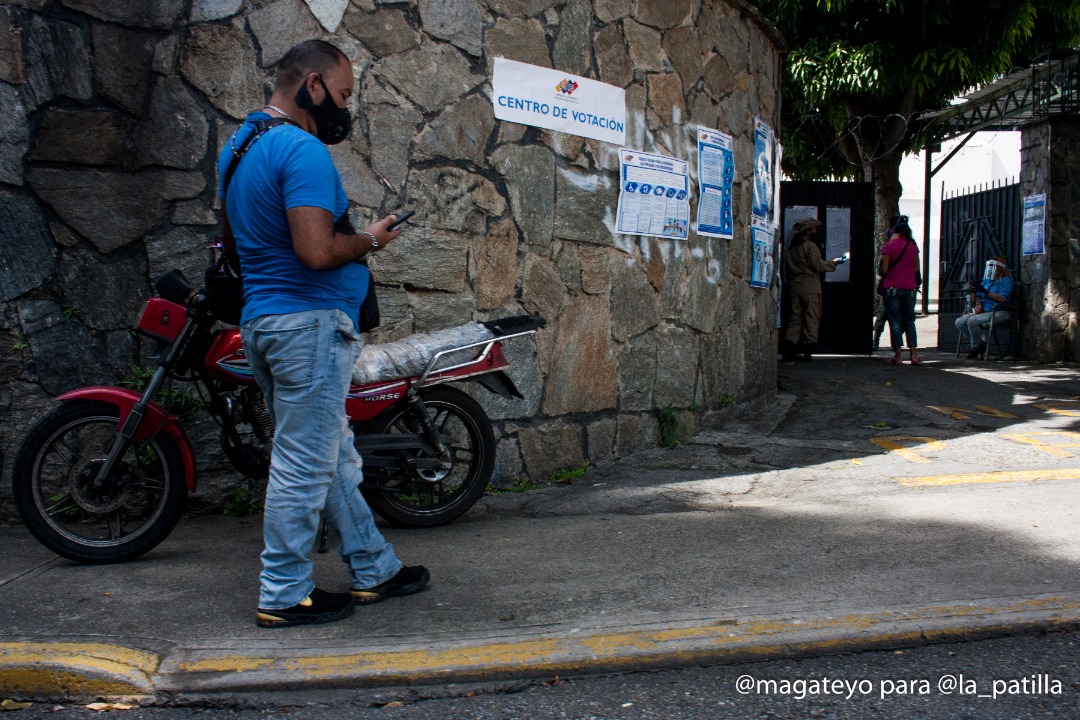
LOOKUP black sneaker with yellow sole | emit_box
[256,587,356,628]
[351,565,430,604]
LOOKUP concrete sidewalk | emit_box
[3,348,1080,701]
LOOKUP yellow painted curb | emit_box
[0,642,159,699]
[159,596,1080,692]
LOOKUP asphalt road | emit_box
[7,629,1078,719]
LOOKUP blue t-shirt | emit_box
[217,112,369,328]
[978,276,1013,313]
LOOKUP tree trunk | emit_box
[870,151,904,253]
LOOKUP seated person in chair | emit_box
[955,257,1013,359]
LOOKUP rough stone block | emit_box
[179,22,263,120]
[474,330,542,421]
[594,0,632,22]
[618,330,655,411]
[404,167,505,235]
[615,412,659,458]
[329,143,385,209]
[60,0,185,29]
[137,78,210,170]
[517,420,585,482]
[0,82,28,184]
[368,225,469,291]
[249,0,323,67]
[653,324,698,408]
[414,94,494,167]
[24,14,92,107]
[552,167,618,245]
[420,0,483,56]
[623,19,665,73]
[57,247,147,332]
[647,72,685,127]
[410,289,476,332]
[610,257,660,341]
[472,218,519,311]
[28,168,205,253]
[521,253,566,320]
[342,8,421,57]
[595,24,633,88]
[374,44,482,113]
[552,0,590,75]
[29,109,129,166]
[543,294,617,414]
[0,191,55,302]
[303,0,349,32]
[0,7,25,84]
[586,417,617,462]
[146,226,212,292]
[191,0,245,21]
[492,144,555,248]
[485,17,550,69]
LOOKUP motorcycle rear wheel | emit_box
[12,400,188,564]
[359,386,495,528]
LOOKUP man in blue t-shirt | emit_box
[218,40,428,628]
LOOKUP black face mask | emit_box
[295,76,352,145]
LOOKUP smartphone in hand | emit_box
[388,210,415,231]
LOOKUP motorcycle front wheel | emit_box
[12,400,188,563]
[358,386,495,528]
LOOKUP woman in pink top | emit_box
[878,222,922,365]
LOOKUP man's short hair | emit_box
[275,40,348,91]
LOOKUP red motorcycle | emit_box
[12,268,543,564]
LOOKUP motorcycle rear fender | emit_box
[475,370,523,399]
[55,386,198,492]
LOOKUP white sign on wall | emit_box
[615,149,690,239]
[491,57,627,145]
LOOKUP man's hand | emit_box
[361,214,403,254]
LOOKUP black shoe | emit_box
[780,352,797,361]
[798,353,812,362]
[352,565,430,604]
[967,342,987,359]
[256,587,356,628]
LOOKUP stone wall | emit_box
[0,0,783,512]
[1019,117,1080,362]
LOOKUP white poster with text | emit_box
[615,149,691,239]
[492,57,626,145]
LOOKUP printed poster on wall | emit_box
[1022,193,1047,255]
[752,117,775,222]
[615,149,691,239]
[750,218,775,289]
[825,206,851,283]
[492,57,626,145]
[695,127,735,239]
[782,205,818,248]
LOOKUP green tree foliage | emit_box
[757,0,1080,234]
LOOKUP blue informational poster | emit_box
[695,127,735,239]
[1022,193,1046,255]
[752,117,775,222]
[750,217,775,289]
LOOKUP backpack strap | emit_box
[222,117,297,200]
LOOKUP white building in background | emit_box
[898,131,1021,312]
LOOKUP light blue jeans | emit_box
[241,309,400,610]
[955,310,1009,347]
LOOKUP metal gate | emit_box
[937,181,1021,351]
[779,181,875,355]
